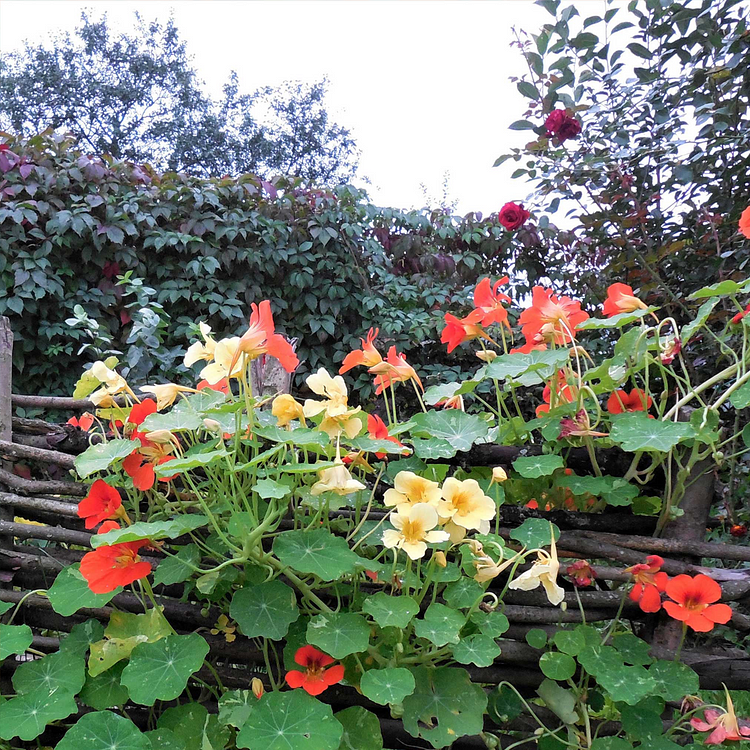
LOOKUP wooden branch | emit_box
[11,417,64,435]
[0,520,91,546]
[11,393,154,411]
[0,316,13,545]
[0,439,77,469]
[0,491,79,517]
[0,467,87,496]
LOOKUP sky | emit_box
[0,0,555,214]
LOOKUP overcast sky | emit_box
[0,0,554,214]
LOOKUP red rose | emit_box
[544,109,582,142]
[498,202,530,231]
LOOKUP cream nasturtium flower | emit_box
[508,527,565,606]
[310,461,366,496]
[492,467,508,483]
[468,539,524,584]
[89,360,129,405]
[382,503,450,560]
[303,369,362,439]
[383,471,441,511]
[199,337,244,385]
[437,478,495,533]
[184,322,217,368]
[140,383,198,410]
[272,394,306,428]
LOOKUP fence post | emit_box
[0,316,13,547]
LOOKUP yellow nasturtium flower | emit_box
[383,471,441,511]
[184,322,217,368]
[272,394,306,428]
[303,369,362,439]
[382,503,450,560]
[437,478,495,536]
[310,462,366,496]
[199,337,245,385]
[140,383,198,410]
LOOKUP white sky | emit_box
[0,0,557,214]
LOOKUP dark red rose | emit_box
[544,109,582,142]
[498,202,530,231]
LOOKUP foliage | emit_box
[0,12,359,182]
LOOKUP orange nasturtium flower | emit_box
[366,413,406,458]
[339,327,382,373]
[227,300,299,375]
[602,283,648,318]
[285,646,344,696]
[473,276,511,327]
[739,205,750,239]
[731,303,750,325]
[518,286,589,347]
[67,412,95,431]
[80,526,152,594]
[626,554,668,613]
[370,346,423,395]
[663,574,733,632]
[606,388,652,415]
[77,479,127,530]
[441,309,490,353]
[535,374,579,417]
[122,401,178,491]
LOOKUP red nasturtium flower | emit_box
[691,690,750,745]
[474,277,511,328]
[535,374,579,416]
[663,574,732,632]
[518,286,589,347]
[370,346,423,395]
[67,412,95,431]
[566,560,596,587]
[197,378,230,393]
[731,303,750,325]
[79,532,152,594]
[285,645,344,696]
[339,327,382,373]
[366,413,406,458]
[498,202,530,230]
[122,400,177,491]
[739,205,750,239]
[544,109,582,142]
[606,388,652,415]
[602,283,647,318]
[228,300,299,374]
[77,479,125,530]
[441,309,488,353]
[626,555,668,613]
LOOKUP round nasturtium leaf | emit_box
[488,684,524,725]
[452,634,501,667]
[540,652,577,681]
[273,529,362,581]
[359,668,416,705]
[410,410,489,453]
[145,728,187,750]
[0,624,32,659]
[12,649,85,698]
[0,692,78,741]
[525,628,548,650]
[230,580,300,640]
[413,603,465,647]
[470,610,510,638]
[47,563,121,616]
[79,662,129,710]
[236,690,342,750]
[512,454,564,479]
[56,710,150,750]
[158,703,230,750]
[335,706,383,750]
[361,593,418,629]
[647,660,699,702]
[552,629,586,657]
[510,519,560,549]
[307,613,370,659]
[121,633,209,705]
[442,578,484,610]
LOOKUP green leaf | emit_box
[218,690,255,729]
[509,119,537,131]
[359,667,416,705]
[621,703,663,741]
[146,728,187,750]
[13,649,85,697]
[470,610,510,638]
[730,380,750,409]
[489,683,524,725]
[423,382,462,406]
[60,618,105,656]
[647,660,699,702]
[154,448,228,475]
[540,652,577,680]
[347,437,407,455]
[577,645,623,676]
[513,454,564,478]
[517,81,541,100]
[597,664,655,704]
[140,409,203,433]
[92,515,209,547]
[56,711,149,750]
[591,740,634,750]
[402,666,487,748]
[0,601,12,615]
[552,629,585,656]
[537,679,578,724]
[612,632,652,666]
[273,529,362,581]
[254,425,330,447]
[511,519,560,549]
[253,478,292,499]
[410,437,456,459]
[79,662,130,709]
[689,279,747,300]
[453,634,501,667]
[307,613,370,659]
[121,633,209,705]
[47,563,121,615]
[443,578,485,609]
[230,581,299,640]
[236,690,342,750]
[335,707,383,750]
[0,624,32,659]
[153,544,201,586]
[0,692,79,741]
[75,438,139,478]
[362,593,419,629]
[526,628,548,649]
[578,309,653,330]
[559,474,638,507]
[158,703,229,750]
[682,298,718,342]
[610,413,695,452]
[627,42,652,59]
[413,603,465,646]
[410,410,489,453]
[486,349,569,381]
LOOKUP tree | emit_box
[0,12,359,183]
